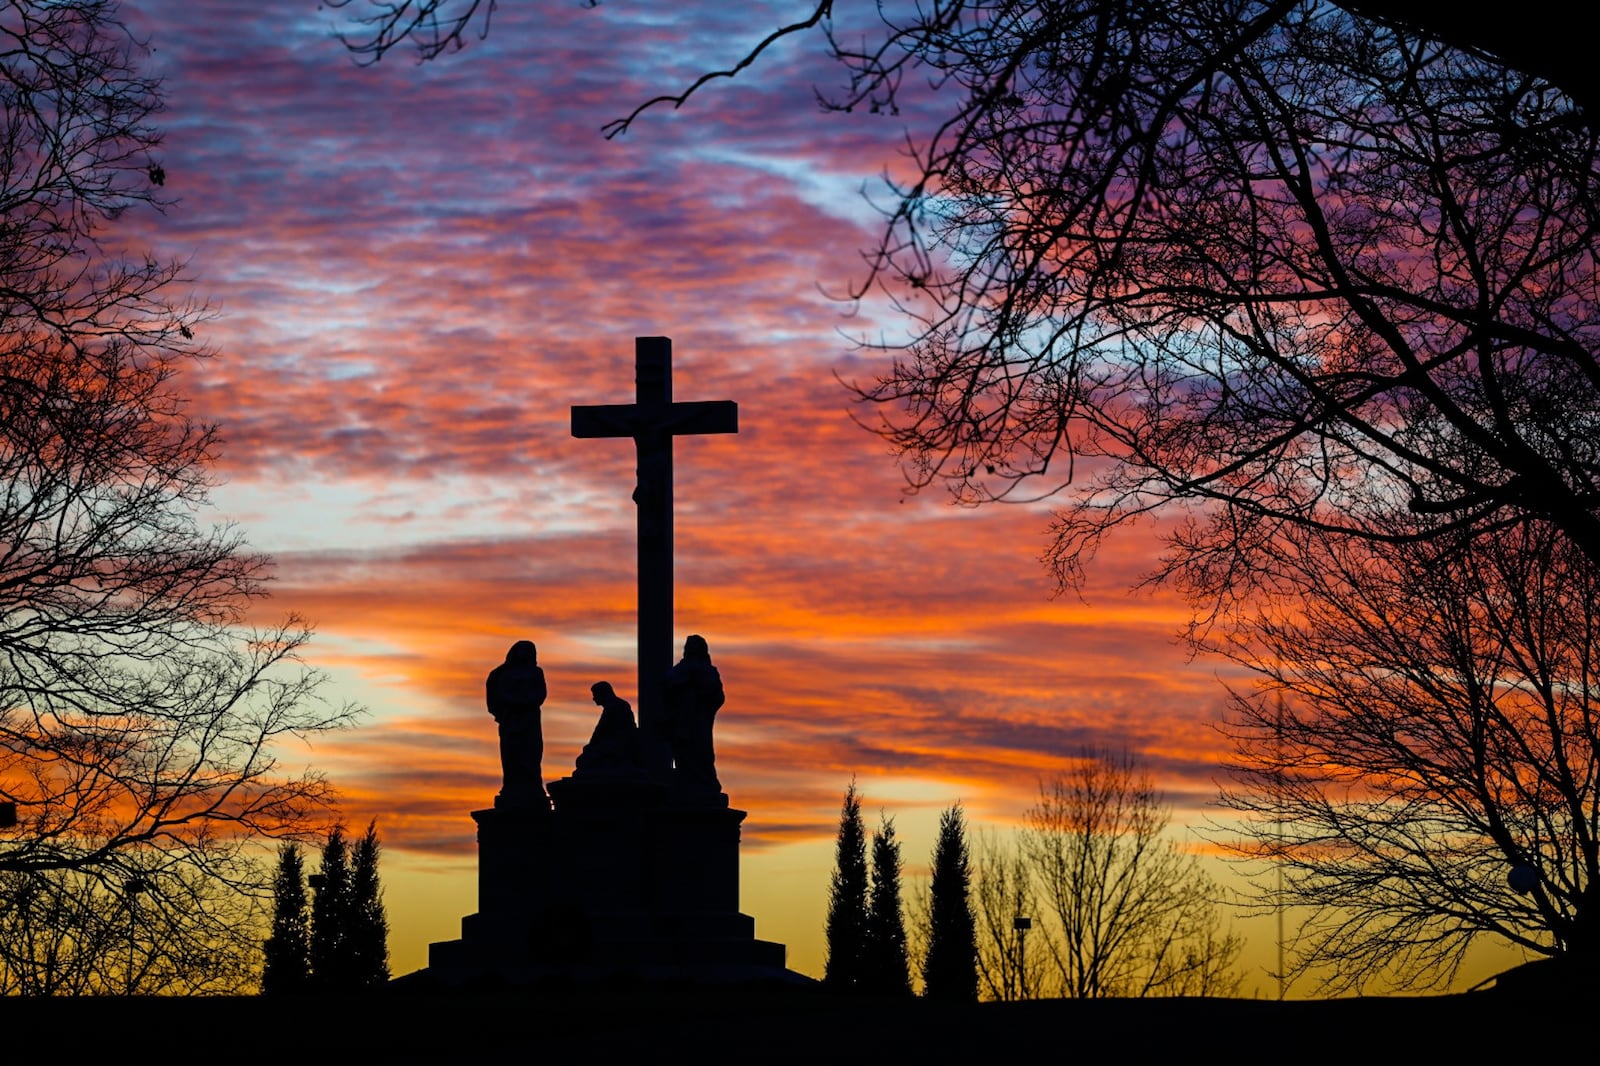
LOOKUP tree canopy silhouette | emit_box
[817,3,1600,615]
[599,11,1600,979]
[1221,519,1600,991]
[0,0,357,993]
[971,830,1038,1001]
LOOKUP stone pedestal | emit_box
[421,776,790,985]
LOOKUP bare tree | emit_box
[1024,751,1241,998]
[972,829,1041,1001]
[819,3,1600,616]
[904,875,930,994]
[1221,517,1600,991]
[0,0,358,993]
[0,863,263,995]
[0,870,123,995]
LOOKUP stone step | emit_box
[428,930,787,975]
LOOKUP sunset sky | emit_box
[102,1,1518,990]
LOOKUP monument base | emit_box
[415,776,794,987]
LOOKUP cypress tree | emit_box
[309,826,352,988]
[348,820,390,986]
[923,804,977,1002]
[823,781,868,991]
[261,843,310,994]
[863,813,911,996]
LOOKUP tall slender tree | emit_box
[348,821,390,986]
[261,844,310,994]
[924,804,977,1002]
[824,781,868,992]
[863,813,911,996]
[308,827,352,988]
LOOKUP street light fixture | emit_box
[1013,916,1032,1000]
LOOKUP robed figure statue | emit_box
[487,639,548,808]
[664,634,725,794]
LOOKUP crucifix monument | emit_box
[571,335,737,774]
[418,335,790,986]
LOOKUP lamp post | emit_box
[1013,916,1032,1000]
[125,876,151,995]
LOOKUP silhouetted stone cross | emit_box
[571,337,738,774]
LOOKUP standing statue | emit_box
[486,639,548,808]
[574,681,640,775]
[663,634,725,794]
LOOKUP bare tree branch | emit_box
[324,0,498,64]
[600,2,834,140]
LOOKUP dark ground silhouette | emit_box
[3,982,1567,1062]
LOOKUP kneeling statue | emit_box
[574,681,639,775]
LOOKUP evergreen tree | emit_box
[863,813,911,996]
[348,820,390,986]
[823,781,868,991]
[261,844,311,994]
[308,826,352,988]
[924,804,977,1002]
